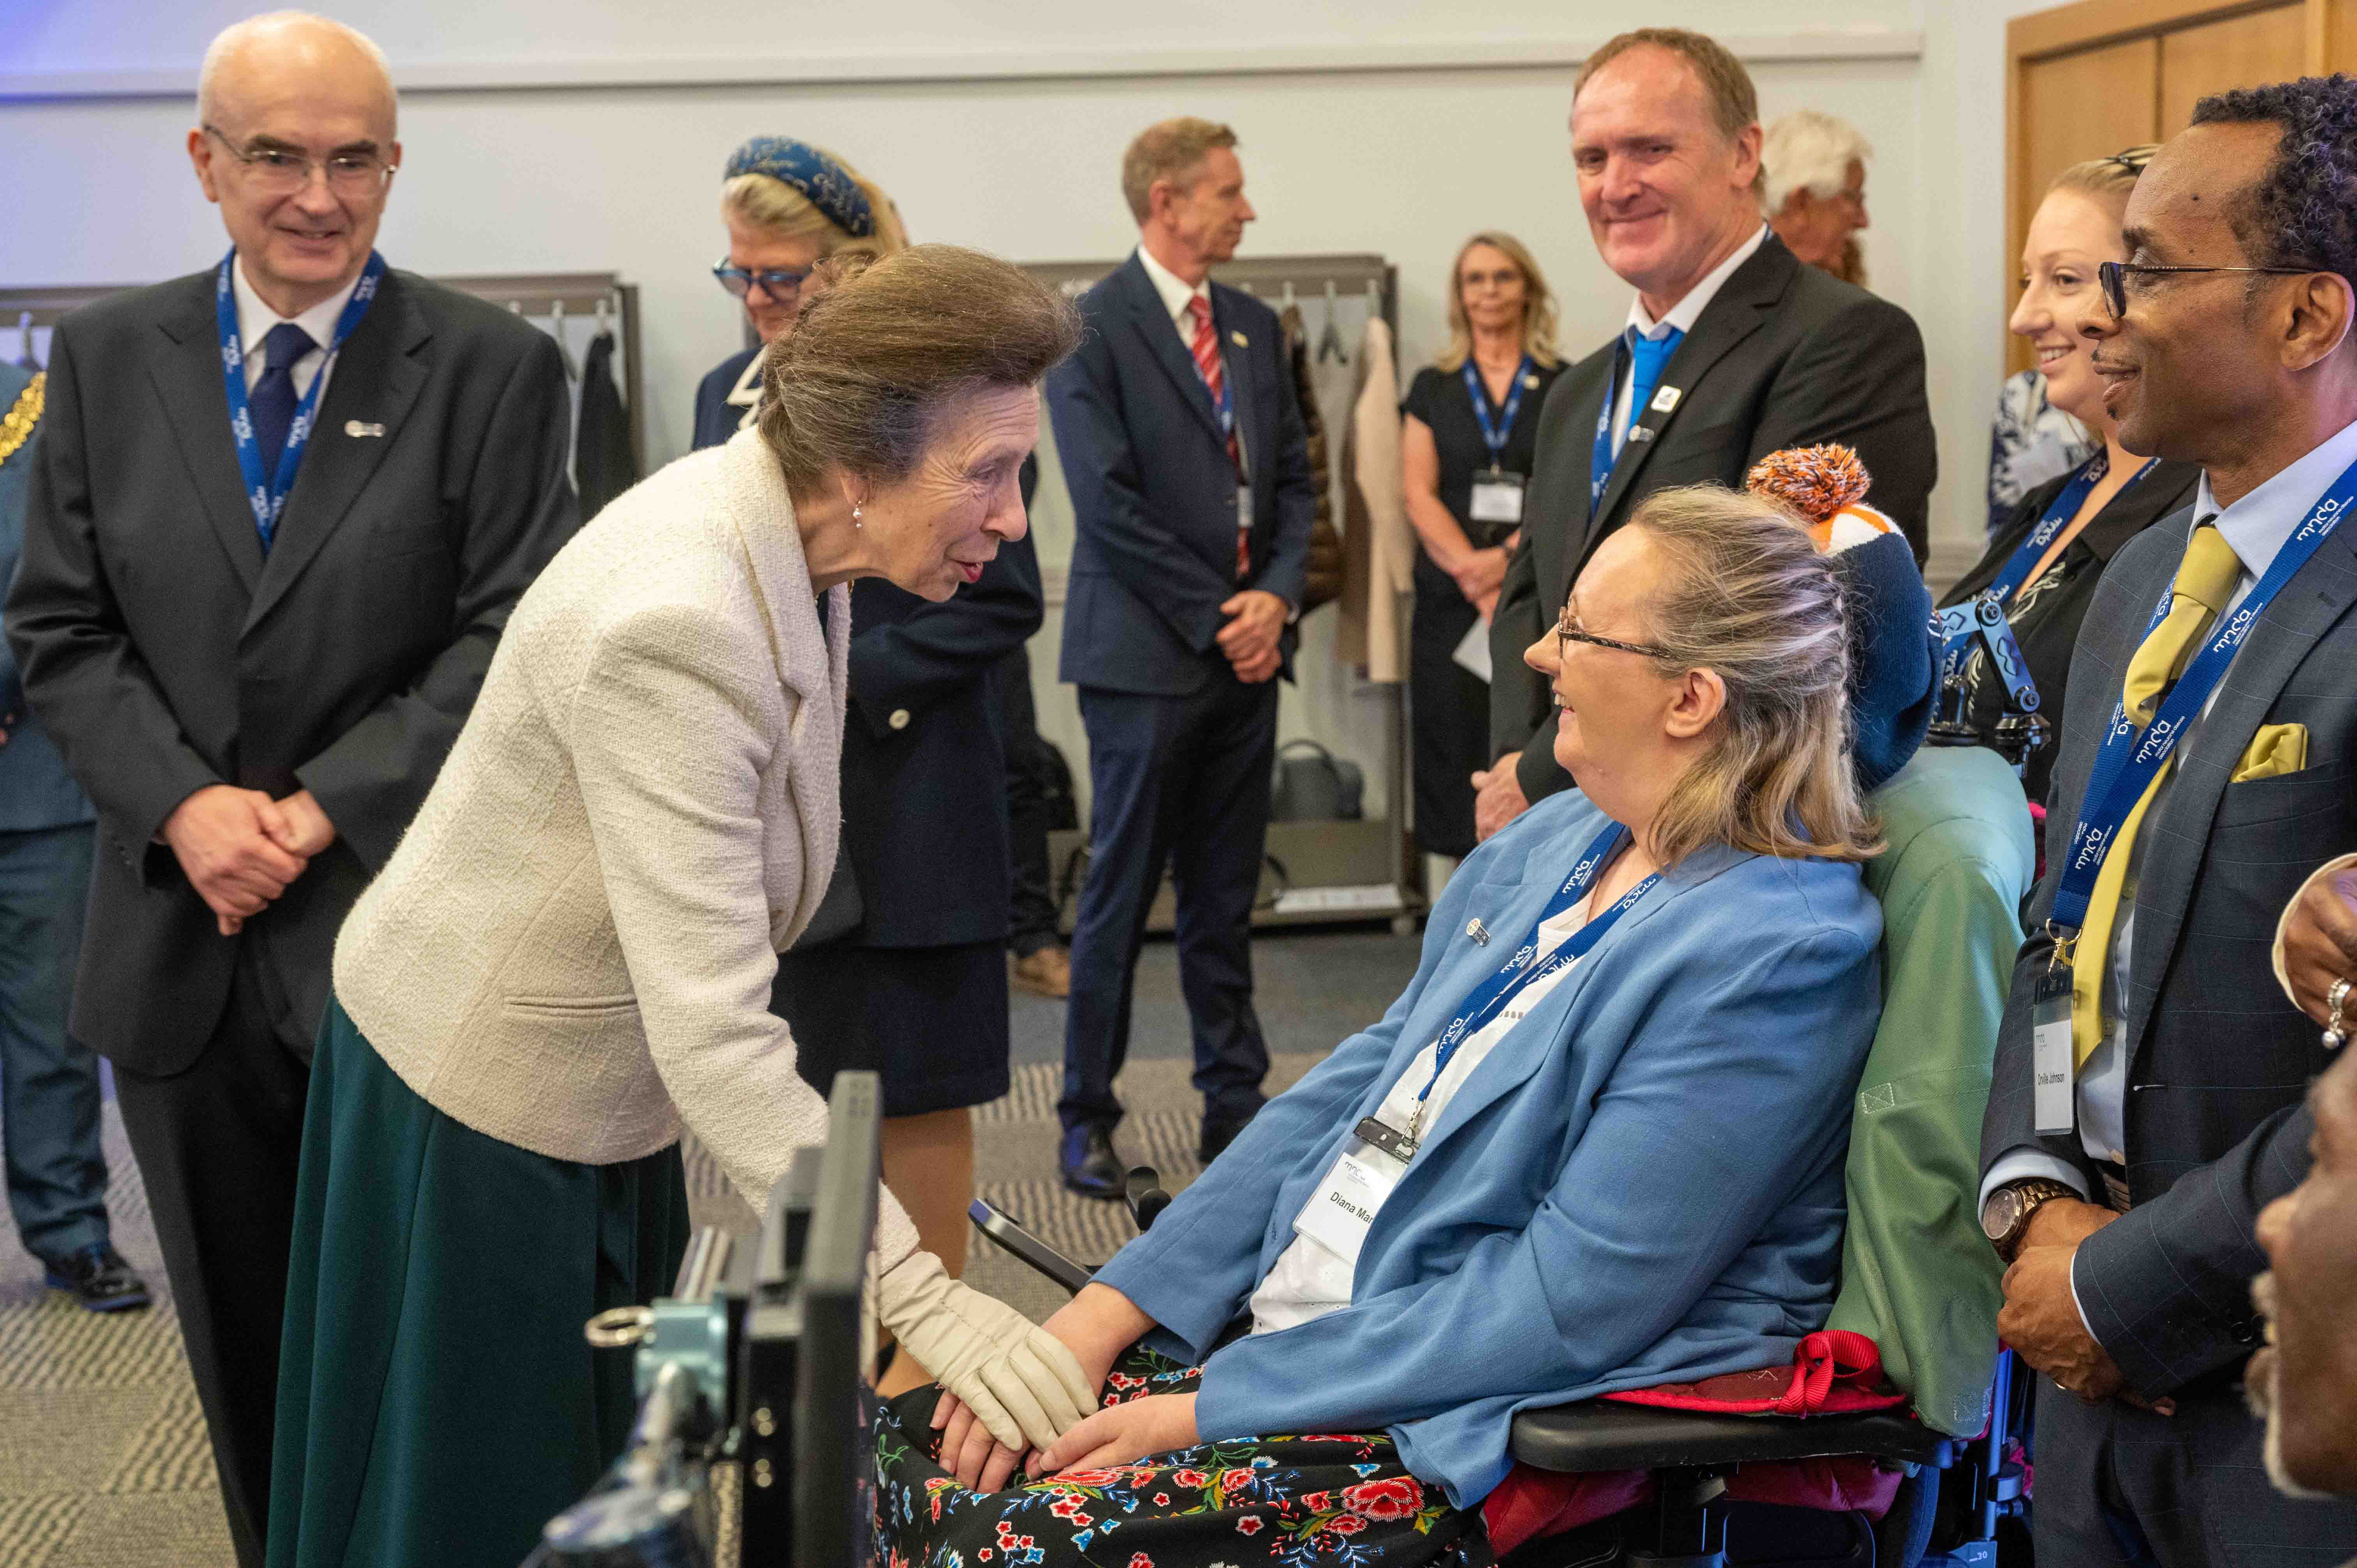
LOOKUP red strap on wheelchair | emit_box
[1599,1330,1906,1417]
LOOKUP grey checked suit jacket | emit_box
[1981,501,2357,1396]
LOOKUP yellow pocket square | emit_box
[2232,722,2309,782]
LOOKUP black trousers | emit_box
[1059,675,1275,1134]
[115,941,314,1568]
[997,644,1061,956]
[1408,553,1492,861]
[2032,1372,2357,1565]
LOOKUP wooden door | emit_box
[2004,0,2339,374]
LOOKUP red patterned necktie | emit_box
[1187,294,1249,579]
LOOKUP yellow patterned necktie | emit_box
[2068,523,2244,1068]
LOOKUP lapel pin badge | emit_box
[1231,330,1249,347]
[1650,386,1682,415]
[1466,918,1491,946]
[345,420,386,438]
[1523,373,1541,388]
[1629,426,1656,443]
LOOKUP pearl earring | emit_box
[852,503,864,529]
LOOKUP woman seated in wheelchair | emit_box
[879,484,1890,1567]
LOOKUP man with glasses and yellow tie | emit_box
[1977,79,2357,1566]
[4,15,575,1565]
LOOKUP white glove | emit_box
[875,1250,1098,1451]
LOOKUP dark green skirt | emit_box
[267,995,690,1568]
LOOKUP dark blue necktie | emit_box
[1623,326,1684,440]
[249,321,317,484]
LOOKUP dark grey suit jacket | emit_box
[1489,234,1936,802]
[1980,504,2357,1397]
[5,265,578,1074]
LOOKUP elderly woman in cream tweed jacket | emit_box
[267,247,1094,1568]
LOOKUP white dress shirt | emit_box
[1982,413,2357,1328]
[1135,244,1250,481]
[231,256,360,407]
[1609,224,1769,453]
[1247,901,1596,1334]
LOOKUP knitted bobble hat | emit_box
[1746,445,1936,794]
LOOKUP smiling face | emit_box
[1458,242,1529,343]
[188,18,398,318]
[2252,1046,2357,1496]
[726,212,827,345]
[2012,187,2127,431]
[859,385,1038,602]
[1571,46,1763,309]
[1521,526,1692,824]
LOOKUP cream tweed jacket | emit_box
[335,429,919,1265]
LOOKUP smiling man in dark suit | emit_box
[1047,118,1315,1196]
[4,15,574,1565]
[1482,28,1935,838]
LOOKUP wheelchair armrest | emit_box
[1509,1398,1956,1475]
[967,1201,1094,1296]
[1125,1167,1171,1233]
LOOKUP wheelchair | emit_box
[975,746,2041,1568]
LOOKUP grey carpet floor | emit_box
[0,929,1414,1567]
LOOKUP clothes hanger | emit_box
[594,294,613,340]
[1283,280,1297,309]
[549,299,577,381]
[14,311,39,372]
[1316,280,1348,364]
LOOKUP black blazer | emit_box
[1981,503,2357,1397]
[5,266,578,1073]
[1489,235,1936,801]
[1049,254,1316,696]
[1939,459,2202,808]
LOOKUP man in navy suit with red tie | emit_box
[1047,118,1316,1195]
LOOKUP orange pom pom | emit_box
[1745,444,1870,524]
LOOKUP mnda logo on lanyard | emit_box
[215,249,387,551]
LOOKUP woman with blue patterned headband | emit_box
[692,136,909,448]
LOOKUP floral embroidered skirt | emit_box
[874,1345,1495,1568]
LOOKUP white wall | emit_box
[2,0,2056,820]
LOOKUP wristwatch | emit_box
[1981,1178,2081,1264]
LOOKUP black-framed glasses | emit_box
[2097,258,2315,318]
[1556,605,1674,662]
[203,125,392,197]
[713,260,812,300]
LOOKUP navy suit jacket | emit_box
[1981,503,2357,1396]
[0,362,94,833]
[1095,788,1882,1506]
[1048,254,1316,696]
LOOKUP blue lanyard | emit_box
[1463,355,1535,470]
[1934,454,2157,710]
[216,248,386,548]
[1420,821,1659,1108]
[1588,340,1626,516]
[2051,462,2357,935]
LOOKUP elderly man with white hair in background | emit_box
[1763,108,1874,284]
[4,13,576,1564]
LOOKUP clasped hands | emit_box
[1996,1198,2174,1414]
[1216,590,1288,685]
[928,1282,1196,1492]
[161,783,338,936]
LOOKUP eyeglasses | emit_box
[713,260,812,301]
[2097,258,2316,318]
[203,125,392,198]
[1556,605,1674,662]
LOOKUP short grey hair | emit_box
[197,12,397,131]
[1762,109,1872,214]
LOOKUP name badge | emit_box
[1293,1142,1402,1266]
[2031,966,2076,1137]
[1469,470,1526,526]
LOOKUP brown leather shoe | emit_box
[1011,946,1071,999]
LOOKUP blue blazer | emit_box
[1048,254,1316,695]
[1094,789,1883,1506]
[0,362,94,833]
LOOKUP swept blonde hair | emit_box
[721,145,910,256]
[1435,231,1562,371]
[1622,487,1880,866]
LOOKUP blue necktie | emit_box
[249,321,317,484]
[1623,326,1684,447]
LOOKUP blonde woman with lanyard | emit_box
[1933,148,2198,822]
[1400,233,1564,889]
